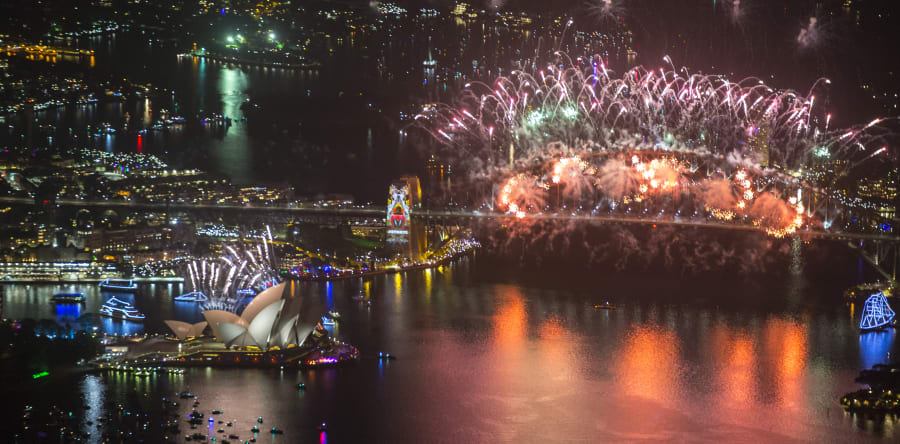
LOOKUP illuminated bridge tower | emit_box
[387,176,426,261]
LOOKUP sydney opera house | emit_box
[198,282,325,350]
[122,282,357,368]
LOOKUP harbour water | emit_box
[2,249,898,442]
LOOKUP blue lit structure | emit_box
[99,279,138,292]
[174,291,208,302]
[859,292,895,331]
[100,297,146,322]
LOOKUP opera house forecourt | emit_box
[108,282,358,369]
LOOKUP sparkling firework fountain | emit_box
[188,227,280,312]
[416,52,895,238]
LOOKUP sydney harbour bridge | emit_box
[9,53,898,277]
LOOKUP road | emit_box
[3,196,897,242]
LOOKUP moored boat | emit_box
[99,278,138,292]
[594,301,616,310]
[174,291,209,302]
[52,292,85,303]
[99,297,146,322]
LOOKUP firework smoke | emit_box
[797,17,820,48]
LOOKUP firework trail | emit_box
[188,228,281,312]
[419,52,892,170]
[416,51,895,237]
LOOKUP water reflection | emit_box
[765,318,807,408]
[5,255,900,441]
[859,329,896,370]
[491,286,526,351]
[617,325,680,403]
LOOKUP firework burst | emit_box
[188,228,280,312]
[416,51,894,237]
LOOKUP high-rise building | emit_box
[747,122,771,168]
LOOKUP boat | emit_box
[860,292,896,331]
[297,383,306,390]
[316,422,327,431]
[270,428,283,434]
[377,352,396,360]
[99,297,146,322]
[321,316,335,326]
[251,426,260,433]
[257,417,263,424]
[594,301,616,310]
[174,291,208,302]
[99,278,138,292]
[327,310,341,319]
[52,293,85,303]
[211,410,222,415]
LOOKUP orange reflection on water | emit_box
[492,286,526,352]
[537,315,577,381]
[763,318,808,408]
[617,326,679,402]
[708,324,758,407]
[424,269,432,302]
[394,273,403,304]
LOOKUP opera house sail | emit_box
[189,282,326,350]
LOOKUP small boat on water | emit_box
[52,293,85,303]
[594,301,616,310]
[174,291,208,302]
[327,310,341,319]
[99,278,138,292]
[99,297,146,322]
[377,352,396,360]
[321,316,335,326]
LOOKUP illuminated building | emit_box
[88,226,192,254]
[425,154,451,182]
[0,261,118,281]
[198,282,325,350]
[747,121,771,168]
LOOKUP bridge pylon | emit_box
[848,239,900,283]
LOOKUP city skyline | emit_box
[1,1,899,442]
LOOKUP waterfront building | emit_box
[163,320,208,341]
[196,282,325,351]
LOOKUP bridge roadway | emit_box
[3,197,897,243]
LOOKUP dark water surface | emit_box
[3,247,899,443]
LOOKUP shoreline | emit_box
[0,277,183,284]
[287,245,479,282]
